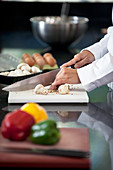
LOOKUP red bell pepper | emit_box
[1,109,35,141]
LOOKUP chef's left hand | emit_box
[61,50,95,68]
[50,67,81,90]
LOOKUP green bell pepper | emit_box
[29,119,61,145]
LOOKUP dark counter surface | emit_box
[0,80,113,170]
[0,31,113,169]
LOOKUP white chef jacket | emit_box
[77,26,113,92]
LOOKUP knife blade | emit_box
[0,147,90,158]
[2,69,60,92]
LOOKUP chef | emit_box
[51,26,113,92]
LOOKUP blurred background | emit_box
[0,0,113,64]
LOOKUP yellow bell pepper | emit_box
[21,103,48,123]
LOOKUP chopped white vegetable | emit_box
[34,84,48,95]
[58,84,69,95]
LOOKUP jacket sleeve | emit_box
[77,52,113,92]
[77,27,113,92]
[84,27,113,60]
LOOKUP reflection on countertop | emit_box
[77,102,113,170]
[2,91,113,170]
[1,82,113,170]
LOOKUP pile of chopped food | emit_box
[34,84,70,95]
[0,63,41,77]
[0,52,57,77]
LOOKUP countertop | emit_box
[0,28,113,169]
[0,81,113,170]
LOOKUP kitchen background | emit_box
[0,0,113,64]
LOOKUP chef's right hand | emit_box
[61,50,95,69]
[50,67,81,90]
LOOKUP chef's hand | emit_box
[61,50,95,68]
[50,67,81,90]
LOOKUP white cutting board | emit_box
[8,84,89,103]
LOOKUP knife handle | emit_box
[70,64,75,69]
[67,64,75,69]
[44,149,90,158]
[1,147,90,158]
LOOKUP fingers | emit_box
[50,69,64,90]
[60,58,77,68]
[50,67,81,90]
[61,53,82,68]
[74,57,87,68]
[50,50,95,90]
[61,50,95,69]
[74,51,95,68]
[73,53,84,68]
[50,68,68,89]
[49,84,58,90]
[50,80,64,90]
[74,55,95,68]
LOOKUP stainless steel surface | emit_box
[30,16,89,47]
[0,54,21,72]
[60,2,70,22]
[2,69,60,92]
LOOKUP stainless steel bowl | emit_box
[30,16,89,47]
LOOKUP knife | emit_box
[0,147,90,158]
[2,69,60,92]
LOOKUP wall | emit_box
[0,1,112,31]
[0,1,113,50]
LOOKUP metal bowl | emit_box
[30,16,89,47]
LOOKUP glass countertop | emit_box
[0,82,113,170]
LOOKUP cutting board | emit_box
[8,84,89,103]
[0,128,90,168]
